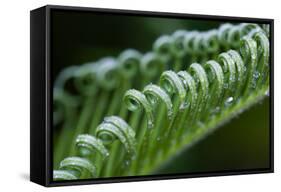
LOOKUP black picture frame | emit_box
[30,4,274,187]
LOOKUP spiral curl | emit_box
[140,52,165,78]
[96,57,120,90]
[253,31,269,85]
[74,63,99,96]
[240,36,258,95]
[96,116,136,156]
[184,31,200,53]
[218,52,237,95]
[227,49,246,98]
[202,29,220,53]
[59,157,96,177]
[204,60,224,101]
[143,84,173,119]
[118,49,142,79]
[160,70,187,110]
[218,23,233,47]
[123,89,154,128]
[171,30,187,57]
[153,35,173,58]
[189,63,209,102]
[54,66,79,91]
[75,134,109,158]
[177,71,198,111]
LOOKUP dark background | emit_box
[51,10,270,174]
[51,10,220,77]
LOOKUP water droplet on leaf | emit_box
[147,120,154,129]
[253,71,260,79]
[225,96,234,107]
[179,102,188,110]
[125,160,130,166]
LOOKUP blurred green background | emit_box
[51,10,220,77]
[157,98,270,174]
[51,10,270,175]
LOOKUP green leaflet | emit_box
[143,84,173,119]
[96,116,136,155]
[96,57,120,90]
[75,134,109,158]
[153,35,173,59]
[160,70,187,110]
[53,170,78,181]
[177,71,197,111]
[140,52,165,79]
[59,157,96,178]
[74,63,99,96]
[118,49,142,79]
[123,89,154,129]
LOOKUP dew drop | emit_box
[265,90,269,96]
[167,111,173,120]
[182,80,187,86]
[125,160,130,166]
[253,71,260,79]
[225,97,234,107]
[147,120,154,129]
[156,137,161,141]
[226,96,233,103]
[179,102,188,110]
[229,76,235,82]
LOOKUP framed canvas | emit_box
[30,5,274,187]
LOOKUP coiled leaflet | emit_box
[240,35,258,95]
[53,170,78,181]
[177,71,197,111]
[96,116,136,155]
[143,84,173,119]
[118,49,142,79]
[160,70,187,110]
[140,52,165,79]
[74,63,98,96]
[59,157,96,177]
[123,89,154,129]
[75,134,109,158]
[96,57,120,90]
